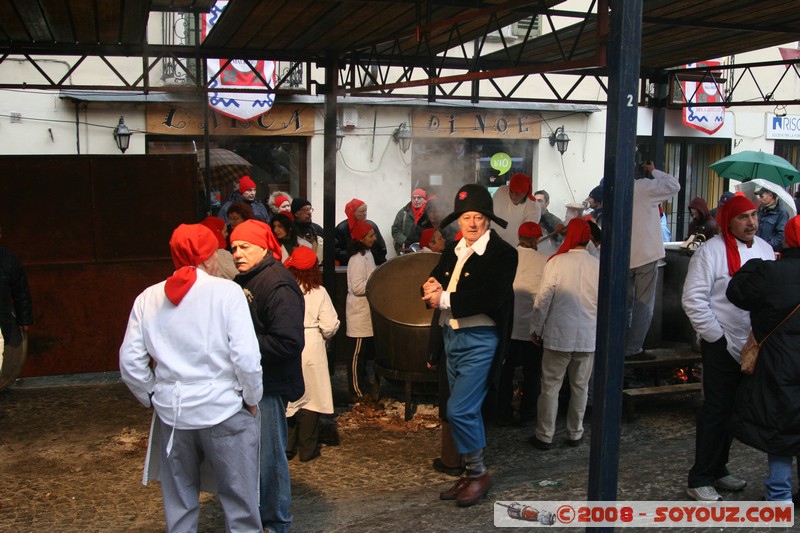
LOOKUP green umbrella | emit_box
[709,150,800,187]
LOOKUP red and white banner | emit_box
[681,61,725,135]
[202,1,277,121]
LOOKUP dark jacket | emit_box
[429,230,518,416]
[0,246,32,345]
[726,247,800,455]
[757,202,790,252]
[687,197,718,241]
[218,192,271,224]
[235,255,306,401]
[334,219,387,266]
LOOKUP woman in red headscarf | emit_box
[333,199,388,266]
[727,215,800,502]
[284,246,340,462]
[345,220,378,399]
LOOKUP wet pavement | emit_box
[0,368,791,532]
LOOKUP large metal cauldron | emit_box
[366,252,440,419]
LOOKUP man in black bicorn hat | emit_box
[422,184,517,507]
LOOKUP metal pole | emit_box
[322,55,339,303]
[587,2,643,530]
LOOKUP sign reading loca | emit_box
[146,104,315,136]
[412,109,542,139]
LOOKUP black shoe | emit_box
[565,435,584,447]
[627,350,656,362]
[300,448,321,462]
[286,450,297,460]
[528,436,554,450]
[432,457,464,477]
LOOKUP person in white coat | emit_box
[491,173,541,244]
[626,162,680,359]
[346,219,378,399]
[497,222,548,425]
[529,218,599,450]
[284,246,340,462]
[119,223,263,533]
[682,193,774,502]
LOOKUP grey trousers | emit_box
[158,408,262,533]
[536,348,594,443]
[625,260,659,356]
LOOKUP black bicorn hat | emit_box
[439,183,508,229]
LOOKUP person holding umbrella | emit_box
[755,187,790,252]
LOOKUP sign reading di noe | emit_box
[766,113,800,140]
[412,109,542,139]
[146,104,315,136]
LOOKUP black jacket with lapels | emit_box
[429,229,517,401]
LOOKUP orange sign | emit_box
[146,103,315,136]
[412,109,542,139]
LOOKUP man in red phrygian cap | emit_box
[682,193,775,502]
[218,174,271,225]
[491,173,541,245]
[119,223,263,532]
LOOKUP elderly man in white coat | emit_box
[119,223,263,533]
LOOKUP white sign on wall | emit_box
[766,114,800,140]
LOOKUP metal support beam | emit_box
[322,56,340,305]
[587,1,643,527]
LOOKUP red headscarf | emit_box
[411,188,427,225]
[717,193,757,276]
[509,173,535,201]
[549,218,591,261]
[785,216,800,249]
[284,246,318,270]
[165,224,218,305]
[350,219,372,241]
[419,228,435,249]
[200,216,227,249]
[518,221,543,239]
[229,219,283,261]
[275,195,290,211]
[345,198,366,232]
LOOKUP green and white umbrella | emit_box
[710,150,800,187]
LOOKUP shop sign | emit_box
[202,1,277,121]
[766,113,800,140]
[681,61,725,135]
[146,103,315,136]
[412,109,542,139]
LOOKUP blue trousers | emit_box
[259,394,292,533]
[443,325,498,454]
[765,454,794,502]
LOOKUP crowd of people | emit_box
[51,168,797,530]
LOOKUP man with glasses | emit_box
[292,198,324,262]
[392,188,428,253]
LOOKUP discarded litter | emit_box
[536,480,563,487]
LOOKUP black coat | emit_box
[0,246,32,346]
[429,230,518,415]
[235,255,306,402]
[726,247,800,455]
[333,219,388,266]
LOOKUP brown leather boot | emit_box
[439,476,470,500]
[456,471,493,507]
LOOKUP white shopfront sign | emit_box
[766,113,800,140]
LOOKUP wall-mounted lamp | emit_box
[548,125,570,155]
[392,122,412,154]
[335,123,344,151]
[113,116,132,154]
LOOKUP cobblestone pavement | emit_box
[0,370,792,532]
